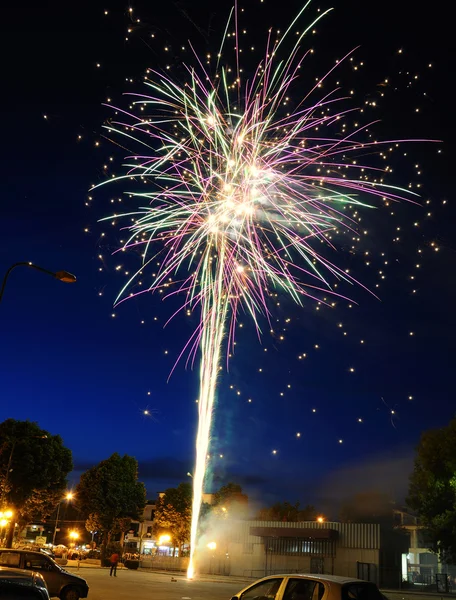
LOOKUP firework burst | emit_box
[96,1,420,578]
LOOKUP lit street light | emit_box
[0,262,76,304]
[0,510,14,546]
[158,534,171,545]
[207,541,217,551]
[69,530,79,550]
[52,492,74,546]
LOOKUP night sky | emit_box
[1,0,455,515]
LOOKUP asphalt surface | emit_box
[66,568,244,600]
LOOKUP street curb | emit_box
[66,565,252,584]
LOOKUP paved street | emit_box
[66,567,243,600]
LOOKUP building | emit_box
[393,509,456,586]
[124,501,157,554]
[197,519,408,586]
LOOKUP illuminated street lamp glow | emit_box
[207,541,217,551]
[158,534,171,545]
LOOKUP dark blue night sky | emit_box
[1,0,455,515]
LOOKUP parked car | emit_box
[230,574,385,600]
[17,546,56,559]
[0,565,50,599]
[0,549,88,600]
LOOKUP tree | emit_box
[85,513,102,540]
[76,453,146,556]
[153,482,192,554]
[161,482,192,513]
[257,501,316,522]
[213,482,248,516]
[0,419,73,546]
[408,417,456,563]
[16,489,63,532]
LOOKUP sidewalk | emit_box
[65,561,252,584]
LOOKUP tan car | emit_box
[231,574,385,600]
[0,549,88,600]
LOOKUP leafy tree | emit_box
[408,418,456,563]
[154,503,191,554]
[161,482,192,513]
[339,491,394,525]
[16,489,63,532]
[76,453,146,555]
[85,513,102,536]
[213,482,248,516]
[0,419,73,546]
[153,482,192,554]
[257,501,316,522]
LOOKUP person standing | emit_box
[109,552,120,577]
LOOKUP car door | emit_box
[240,577,285,600]
[23,553,59,597]
[282,578,326,600]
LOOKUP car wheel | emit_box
[61,587,81,600]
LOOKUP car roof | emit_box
[0,565,39,579]
[252,574,368,585]
[0,548,43,556]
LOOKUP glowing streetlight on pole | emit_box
[158,534,171,545]
[0,510,14,546]
[0,262,76,304]
[52,492,74,546]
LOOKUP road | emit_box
[66,567,244,600]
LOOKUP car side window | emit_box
[342,584,383,600]
[283,579,325,600]
[0,551,21,567]
[241,578,284,600]
[24,552,51,571]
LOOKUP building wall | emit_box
[199,520,381,579]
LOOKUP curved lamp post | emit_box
[0,262,76,303]
[52,492,74,546]
[1,263,75,547]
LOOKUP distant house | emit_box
[124,501,157,554]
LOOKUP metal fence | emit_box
[140,556,189,572]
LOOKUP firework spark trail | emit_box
[95,1,427,579]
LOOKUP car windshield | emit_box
[342,583,384,600]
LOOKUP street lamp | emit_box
[52,492,74,546]
[0,262,76,303]
[0,509,14,546]
[158,534,171,545]
[69,530,79,551]
[0,508,14,545]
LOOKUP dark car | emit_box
[0,565,50,599]
[0,549,88,600]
